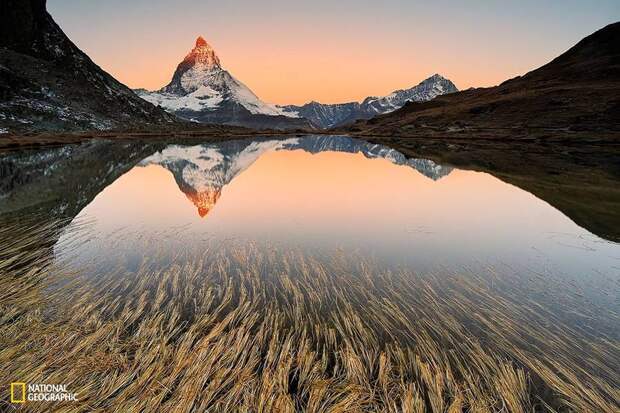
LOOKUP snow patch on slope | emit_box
[221,72,298,117]
[140,138,301,192]
[138,86,223,112]
[139,68,297,118]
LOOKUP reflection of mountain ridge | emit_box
[1,135,617,242]
[139,139,302,216]
[139,136,453,217]
[0,140,162,274]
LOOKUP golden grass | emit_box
[0,217,618,412]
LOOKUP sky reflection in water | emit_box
[54,139,619,302]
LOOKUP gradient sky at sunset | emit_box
[49,0,619,105]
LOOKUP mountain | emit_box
[283,102,362,130]
[137,38,456,130]
[0,0,176,134]
[281,74,458,128]
[140,136,453,217]
[347,22,620,139]
[137,37,310,130]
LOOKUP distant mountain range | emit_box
[140,136,453,217]
[137,37,457,130]
[0,0,175,133]
[347,22,620,139]
[281,74,457,128]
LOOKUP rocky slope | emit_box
[0,0,176,134]
[137,37,310,130]
[282,74,457,128]
[347,22,620,139]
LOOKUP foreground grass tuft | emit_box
[0,218,618,412]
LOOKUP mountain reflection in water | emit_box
[0,135,618,317]
[139,136,453,217]
[34,136,613,312]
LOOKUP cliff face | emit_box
[0,0,176,133]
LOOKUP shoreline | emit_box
[2,126,620,153]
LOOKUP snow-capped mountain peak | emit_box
[361,74,457,114]
[136,36,307,128]
[195,36,209,48]
[184,37,221,71]
[135,37,455,130]
[161,36,223,95]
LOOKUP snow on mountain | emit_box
[136,37,306,129]
[135,37,455,130]
[140,136,452,217]
[134,35,457,130]
[138,85,224,112]
[280,102,361,130]
[281,74,458,128]
[362,74,457,114]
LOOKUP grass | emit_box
[0,215,618,412]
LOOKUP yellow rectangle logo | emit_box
[11,382,26,403]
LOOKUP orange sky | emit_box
[49,0,619,105]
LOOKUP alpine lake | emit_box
[1,135,618,412]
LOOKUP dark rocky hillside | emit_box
[0,0,176,134]
[347,22,620,140]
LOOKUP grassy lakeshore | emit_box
[0,216,618,412]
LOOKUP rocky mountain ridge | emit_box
[137,37,457,130]
[282,74,458,128]
[0,0,176,133]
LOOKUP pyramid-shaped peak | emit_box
[195,36,209,48]
[183,35,221,70]
[426,74,445,81]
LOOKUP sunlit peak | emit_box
[184,188,222,218]
[195,36,208,48]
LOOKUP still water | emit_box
[50,136,619,313]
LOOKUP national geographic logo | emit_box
[9,382,78,404]
[10,383,25,403]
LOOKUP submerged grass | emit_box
[0,217,618,412]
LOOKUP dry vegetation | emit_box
[0,215,618,412]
